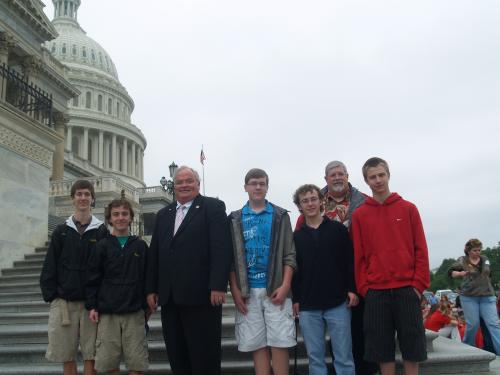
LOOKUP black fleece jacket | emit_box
[292,218,356,310]
[86,235,148,314]
[40,223,108,302]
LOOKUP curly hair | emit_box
[105,198,134,226]
[464,238,482,256]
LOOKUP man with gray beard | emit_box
[295,161,377,375]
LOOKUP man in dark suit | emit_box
[146,166,232,375]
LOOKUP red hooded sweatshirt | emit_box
[351,193,430,297]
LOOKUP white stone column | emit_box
[0,33,11,102]
[66,125,72,152]
[122,137,128,174]
[139,148,144,181]
[98,130,104,168]
[111,134,117,171]
[131,143,136,177]
[51,113,69,181]
[82,127,89,160]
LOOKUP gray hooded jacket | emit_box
[229,203,296,298]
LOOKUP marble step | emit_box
[0,282,40,293]
[0,303,238,322]
[0,359,311,375]
[0,273,42,285]
[0,291,43,302]
[0,316,254,344]
[1,266,42,276]
[13,259,44,268]
[0,339,308,364]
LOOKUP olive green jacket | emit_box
[448,255,495,297]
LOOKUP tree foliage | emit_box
[429,242,500,291]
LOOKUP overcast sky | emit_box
[43,0,500,268]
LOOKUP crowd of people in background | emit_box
[37,156,499,375]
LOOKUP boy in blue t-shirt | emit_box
[229,168,297,375]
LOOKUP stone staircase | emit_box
[0,245,311,374]
[0,245,498,374]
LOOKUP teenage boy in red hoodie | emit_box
[351,157,430,375]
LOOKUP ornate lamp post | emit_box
[160,161,178,201]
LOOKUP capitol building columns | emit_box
[62,125,145,181]
[131,142,136,177]
[98,130,104,168]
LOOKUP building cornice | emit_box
[0,101,63,168]
[7,0,58,42]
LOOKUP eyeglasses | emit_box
[299,196,320,205]
[246,182,267,187]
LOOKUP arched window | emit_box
[108,98,112,114]
[82,47,87,58]
[97,95,103,111]
[91,50,96,61]
[72,96,78,107]
[62,43,66,54]
[116,102,120,118]
[86,92,92,109]
[72,136,79,156]
[72,45,77,56]
[51,44,56,53]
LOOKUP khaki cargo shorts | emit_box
[94,311,149,373]
[45,298,97,362]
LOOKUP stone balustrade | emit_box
[137,185,172,200]
[50,175,139,202]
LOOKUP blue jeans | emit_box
[461,295,500,354]
[299,302,355,375]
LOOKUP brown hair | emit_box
[293,184,324,207]
[438,302,450,314]
[105,198,135,226]
[244,168,269,185]
[70,180,95,200]
[464,238,482,256]
[362,157,390,181]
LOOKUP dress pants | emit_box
[161,298,222,375]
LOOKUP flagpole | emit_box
[202,145,206,195]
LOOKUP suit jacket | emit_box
[146,194,232,306]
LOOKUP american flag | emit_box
[200,149,206,165]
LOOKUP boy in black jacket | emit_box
[86,198,150,375]
[40,179,107,375]
[40,180,108,375]
[292,184,358,375]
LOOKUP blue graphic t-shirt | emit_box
[242,201,273,288]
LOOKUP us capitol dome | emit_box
[46,0,146,188]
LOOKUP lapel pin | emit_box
[196,205,200,208]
